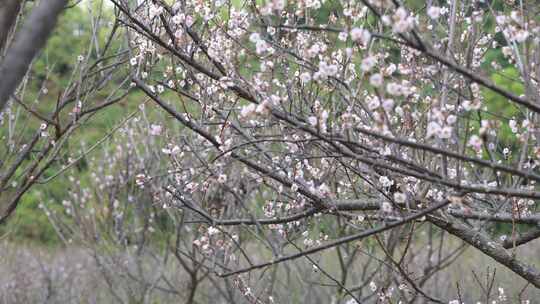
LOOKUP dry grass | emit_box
[0,238,538,303]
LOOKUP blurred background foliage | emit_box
[0,2,134,245]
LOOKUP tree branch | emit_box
[0,0,21,52]
[0,0,67,114]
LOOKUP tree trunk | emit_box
[0,0,22,53]
[0,0,67,115]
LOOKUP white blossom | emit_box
[208,226,220,235]
[394,192,406,203]
[427,6,441,20]
[369,73,383,87]
[350,27,371,45]
[149,124,162,136]
[360,56,377,72]
[392,8,414,33]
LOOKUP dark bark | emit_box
[0,0,67,114]
[0,0,22,52]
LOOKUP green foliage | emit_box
[32,3,120,86]
[1,190,60,245]
[2,3,128,244]
[482,66,523,143]
[485,67,523,115]
[33,6,91,84]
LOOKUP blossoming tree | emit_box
[102,0,540,301]
[6,0,540,302]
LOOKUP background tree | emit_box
[0,0,130,232]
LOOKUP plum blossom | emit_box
[392,8,415,33]
[149,4,163,19]
[369,73,383,87]
[369,281,377,292]
[207,226,220,235]
[184,15,194,27]
[501,46,513,58]
[249,33,261,43]
[149,124,162,136]
[509,119,518,133]
[135,174,146,188]
[217,174,227,183]
[173,28,184,41]
[379,176,394,188]
[305,0,321,9]
[468,135,483,153]
[249,32,270,54]
[381,201,393,213]
[162,144,181,155]
[386,82,402,96]
[439,126,452,139]
[306,43,324,58]
[256,96,278,115]
[240,104,257,119]
[314,61,339,79]
[272,0,286,10]
[261,0,286,15]
[427,6,441,20]
[350,27,371,46]
[367,96,380,110]
[513,29,529,43]
[157,85,165,94]
[426,121,441,138]
[382,98,395,112]
[172,13,185,25]
[256,40,269,54]
[461,99,481,111]
[446,115,457,125]
[384,63,397,75]
[360,56,377,72]
[393,192,407,203]
[299,72,312,84]
[308,116,317,127]
[395,106,404,117]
